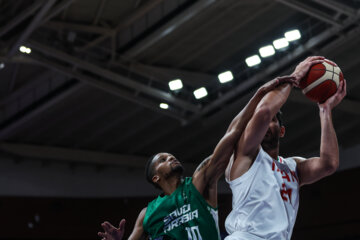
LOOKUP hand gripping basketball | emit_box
[291,56,325,86]
[318,79,347,110]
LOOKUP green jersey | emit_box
[143,177,220,240]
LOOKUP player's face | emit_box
[262,116,285,145]
[152,153,184,179]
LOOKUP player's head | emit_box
[261,111,285,150]
[145,152,184,189]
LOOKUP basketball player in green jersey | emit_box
[98,77,296,240]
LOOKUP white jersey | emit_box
[225,147,300,240]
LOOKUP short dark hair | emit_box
[145,154,161,189]
[276,110,284,127]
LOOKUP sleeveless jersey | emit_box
[225,147,300,240]
[143,177,220,240]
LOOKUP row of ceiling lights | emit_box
[3,31,301,110]
[159,29,301,110]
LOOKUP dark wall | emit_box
[1,167,359,240]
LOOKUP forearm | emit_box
[256,83,292,117]
[319,106,339,173]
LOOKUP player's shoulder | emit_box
[290,156,307,164]
[141,207,147,214]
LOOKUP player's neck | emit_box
[161,174,182,195]
[262,144,280,160]
[266,148,279,160]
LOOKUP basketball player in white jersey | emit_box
[225,56,347,240]
[98,76,296,240]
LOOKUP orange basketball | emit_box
[299,59,344,103]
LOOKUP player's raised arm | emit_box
[192,77,295,197]
[295,79,346,186]
[98,208,147,240]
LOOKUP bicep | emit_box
[128,208,147,240]
[193,132,239,193]
[296,157,329,186]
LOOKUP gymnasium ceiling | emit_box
[0,0,360,170]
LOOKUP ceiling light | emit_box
[0,63,4,69]
[168,79,183,91]
[245,55,261,67]
[159,103,169,109]
[19,46,31,54]
[285,29,301,41]
[273,38,289,49]
[259,45,275,58]
[218,71,234,83]
[193,87,208,99]
[19,46,27,53]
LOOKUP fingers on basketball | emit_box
[309,56,325,61]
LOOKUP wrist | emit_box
[319,104,332,117]
[256,87,267,97]
[290,72,302,84]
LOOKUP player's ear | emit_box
[152,175,160,184]
[280,126,285,138]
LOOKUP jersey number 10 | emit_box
[185,226,203,240]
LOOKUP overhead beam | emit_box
[147,0,243,65]
[276,0,342,26]
[0,0,43,38]
[313,0,356,17]
[79,0,166,52]
[93,0,107,25]
[0,68,53,107]
[0,81,83,140]
[8,0,57,57]
[28,54,186,122]
[49,101,123,146]
[43,21,112,35]
[41,0,75,24]
[123,0,217,59]
[127,62,216,88]
[0,142,148,168]
[28,41,199,113]
[177,2,275,68]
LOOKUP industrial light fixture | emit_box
[218,71,234,83]
[259,45,275,58]
[168,79,183,91]
[19,46,31,54]
[285,29,301,42]
[245,55,261,67]
[193,87,208,99]
[159,103,169,109]
[273,38,289,49]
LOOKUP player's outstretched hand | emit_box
[319,79,347,110]
[260,75,296,94]
[291,56,325,86]
[98,219,125,240]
